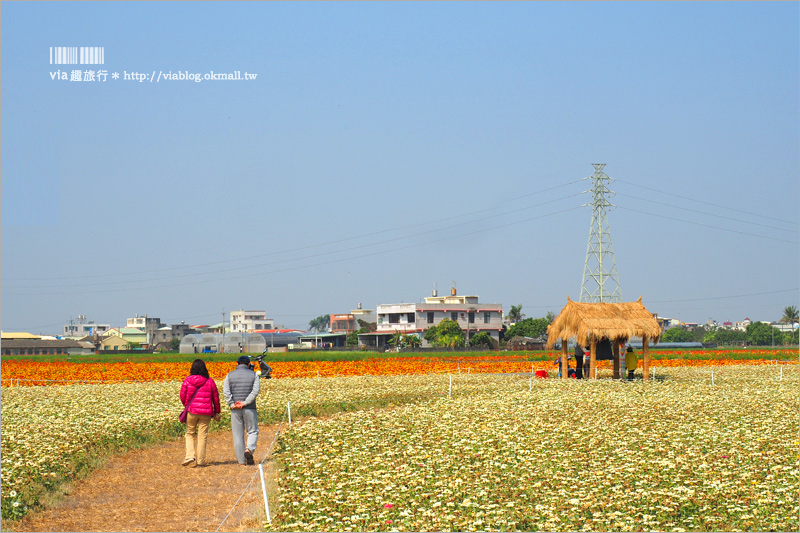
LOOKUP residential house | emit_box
[230,310,274,333]
[63,317,111,338]
[151,324,198,350]
[99,335,130,352]
[360,287,503,348]
[655,316,680,331]
[126,315,164,344]
[351,303,375,327]
[330,313,357,334]
[104,327,148,346]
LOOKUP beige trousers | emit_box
[184,413,212,466]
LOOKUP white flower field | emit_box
[2,365,798,531]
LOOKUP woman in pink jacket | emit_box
[180,359,221,467]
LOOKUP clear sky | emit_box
[2,1,798,334]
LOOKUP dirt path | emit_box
[15,424,282,532]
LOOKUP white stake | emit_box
[449,375,452,398]
[711,370,714,386]
[258,463,272,522]
[287,401,292,425]
[529,377,532,391]
[458,362,460,374]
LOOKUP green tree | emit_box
[661,327,695,343]
[425,318,465,348]
[404,334,422,348]
[346,331,359,346]
[545,311,556,323]
[308,314,330,333]
[469,331,494,348]
[715,328,748,346]
[506,317,550,340]
[169,337,182,351]
[507,305,525,323]
[746,321,783,346]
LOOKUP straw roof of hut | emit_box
[545,297,662,349]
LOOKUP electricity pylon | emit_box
[580,163,622,303]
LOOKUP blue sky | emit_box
[2,1,798,333]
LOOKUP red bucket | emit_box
[535,370,548,379]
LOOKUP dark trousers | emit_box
[575,355,584,379]
[627,370,635,380]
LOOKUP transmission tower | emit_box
[580,163,622,303]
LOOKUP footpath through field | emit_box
[15,424,279,532]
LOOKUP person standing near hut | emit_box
[574,344,585,379]
[583,347,591,379]
[625,346,638,380]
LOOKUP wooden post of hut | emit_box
[612,340,620,379]
[590,336,597,380]
[561,338,569,379]
[642,335,650,381]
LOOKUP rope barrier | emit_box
[215,407,288,531]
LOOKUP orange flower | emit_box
[1,350,795,386]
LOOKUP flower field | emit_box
[0,348,795,386]
[0,373,512,521]
[1,362,798,530]
[273,366,799,532]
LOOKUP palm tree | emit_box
[507,304,525,324]
[781,305,799,324]
[780,305,799,344]
[308,315,330,333]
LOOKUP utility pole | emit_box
[580,163,622,303]
[221,310,226,353]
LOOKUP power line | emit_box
[617,206,799,244]
[7,193,583,290]
[615,178,798,226]
[7,178,584,282]
[519,288,798,310]
[5,206,583,296]
[648,288,798,304]
[616,192,798,234]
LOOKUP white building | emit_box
[63,316,111,338]
[230,310,274,333]
[351,303,375,325]
[362,287,503,347]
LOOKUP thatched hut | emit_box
[546,297,662,380]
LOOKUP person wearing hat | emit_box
[223,355,261,465]
[625,346,638,380]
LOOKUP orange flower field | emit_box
[1,350,796,386]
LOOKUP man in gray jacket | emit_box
[223,356,261,465]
